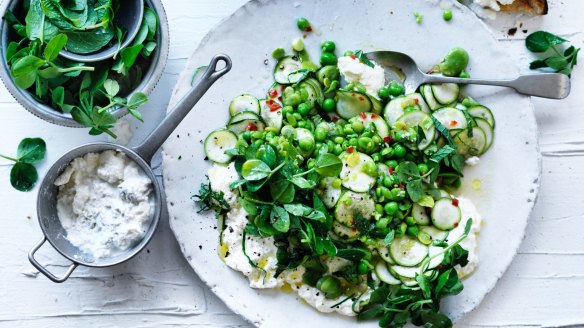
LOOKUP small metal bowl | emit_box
[0,0,169,127]
[28,54,232,282]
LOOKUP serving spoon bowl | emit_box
[59,0,144,62]
[28,54,231,283]
[366,51,571,99]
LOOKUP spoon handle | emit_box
[134,54,232,162]
[422,72,571,99]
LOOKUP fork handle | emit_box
[423,72,571,99]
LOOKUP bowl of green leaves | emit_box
[0,0,169,137]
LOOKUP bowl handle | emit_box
[133,54,232,162]
[28,237,79,283]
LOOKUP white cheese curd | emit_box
[55,150,154,258]
[208,162,239,206]
[338,56,385,98]
[473,0,514,11]
[447,197,483,278]
[110,117,133,145]
[465,156,481,166]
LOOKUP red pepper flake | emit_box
[436,264,443,270]
[350,54,356,60]
[269,102,281,112]
[399,184,405,190]
[306,26,313,32]
[347,146,355,153]
[453,221,459,228]
[371,113,379,119]
[331,116,339,123]
[359,112,366,119]
[383,136,393,144]
[266,99,274,106]
[450,120,458,127]
[245,122,258,131]
[452,198,459,207]
[358,96,365,101]
[413,98,419,104]
[389,166,394,174]
[278,96,282,101]
[351,93,356,97]
[351,227,357,232]
[268,89,278,98]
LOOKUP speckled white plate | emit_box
[162,0,541,326]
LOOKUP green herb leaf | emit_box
[43,34,68,61]
[382,230,395,246]
[269,178,296,203]
[271,206,290,233]
[10,55,45,89]
[121,44,144,68]
[10,162,38,191]
[104,79,120,97]
[525,31,567,53]
[431,115,457,149]
[242,159,272,181]
[396,161,420,182]
[406,179,425,202]
[354,50,375,68]
[336,248,371,262]
[314,153,342,177]
[289,176,316,189]
[64,27,115,54]
[17,138,46,164]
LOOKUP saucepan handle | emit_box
[133,54,232,161]
[28,237,79,283]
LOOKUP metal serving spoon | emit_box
[28,54,231,283]
[366,51,571,99]
[59,0,144,62]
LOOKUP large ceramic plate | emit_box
[162,0,540,326]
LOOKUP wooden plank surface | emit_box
[0,0,582,327]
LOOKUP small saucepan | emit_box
[28,54,232,283]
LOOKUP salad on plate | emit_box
[195,20,495,328]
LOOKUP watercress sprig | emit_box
[0,138,46,192]
[525,31,580,76]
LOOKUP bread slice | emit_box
[500,0,548,15]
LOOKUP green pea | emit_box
[321,41,336,52]
[296,17,311,31]
[332,178,342,188]
[362,131,373,138]
[459,71,470,79]
[394,144,406,158]
[399,222,407,235]
[341,140,349,149]
[406,226,419,237]
[381,147,394,158]
[320,52,338,66]
[298,137,314,151]
[299,88,309,101]
[297,121,307,128]
[291,37,305,52]
[382,187,392,199]
[378,86,391,99]
[405,216,416,226]
[388,81,405,96]
[281,105,293,116]
[333,144,343,155]
[353,82,366,94]
[326,140,335,152]
[253,139,264,146]
[343,125,354,135]
[252,131,263,139]
[242,131,252,140]
[439,47,469,77]
[322,98,336,112]
[293,113,302,120]
[358,136,374,151]
[315,127,328,141]
[375,203,384,214]
[333,136,343,144]
[265,132,276,140]
[386,159,398,168]
[417,163,429,174]
[372,135,382,144]
[284,93,302,107]
[391,188,405,200]
[371,153,381,162]
[272,47,286,59]
[317,66,340,86]
[442,9,453,21]
[235,140,248,149]
[297,102,311,115]
[349,138,358,146]
[362,161,378,177]
[384,202,399,215]
[376,218,389,230]
[316,275,342,299]
[269,138,279,148]
[357,260,370,274]
[343,50,354,57]
[383,176,393,188]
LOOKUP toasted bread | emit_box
[500,0,548,15]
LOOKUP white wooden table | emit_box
[1,1,582,327]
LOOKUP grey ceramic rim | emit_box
[0,0,170,128]
[34,143,163,269]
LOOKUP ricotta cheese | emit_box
[338,56,385,98]
[55,150,154,258]
[465,156,481,166]
[449,197,483,278]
